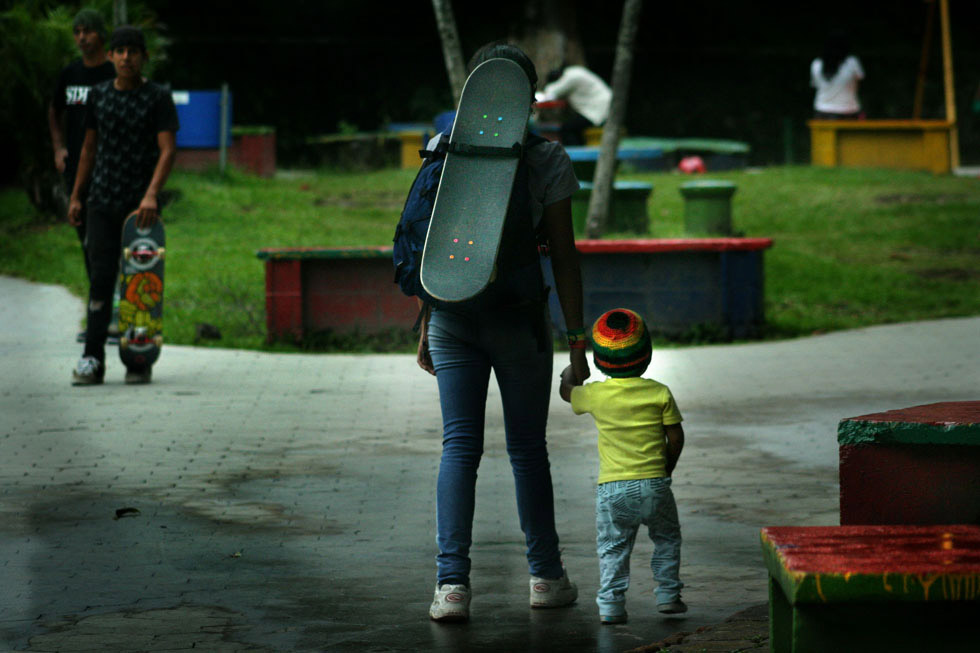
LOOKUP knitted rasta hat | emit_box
[591,309,652,378]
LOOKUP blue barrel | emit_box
[171,90,233,148]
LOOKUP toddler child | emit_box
[560,308,686,624]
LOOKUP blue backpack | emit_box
[392,133,548,320]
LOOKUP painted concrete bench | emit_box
[761,525,980,652]
[545,238,772,340]
[571,181,653,235]
[679,180,737,235]
[838,401,980,525]
[256,247,418,342]
[258,238,772,343]
[620,137,750,171]
[564,145,665,180]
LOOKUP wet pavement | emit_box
[1,275,978,652]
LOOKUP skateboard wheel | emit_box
[120,336,129,348]
[153,335,163,346]
[158,247,166,261]
[123,247,131,260]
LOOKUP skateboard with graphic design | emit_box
[420,57,532,303]
[118,211,164,370]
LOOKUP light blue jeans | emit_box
[595,477,683,616]
[427,305,563,586]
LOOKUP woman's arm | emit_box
[416,299,434,375]
[542,197,589,384]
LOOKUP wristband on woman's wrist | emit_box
[566,327,586,349]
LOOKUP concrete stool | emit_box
[571,181,653,235]
[838,401,980,525]
[762,525,980,653]
[679,180,737,235]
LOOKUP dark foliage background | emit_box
[151,0,980,165]
[6,0,980,179]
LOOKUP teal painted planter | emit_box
[571,181,653,235]
[679,180,737,235]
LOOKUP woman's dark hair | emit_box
[820,29,851,80]
[467,41,538,88]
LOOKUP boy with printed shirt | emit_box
[48,9,116,291]
[559,308,687,624]
[68,26,179,386]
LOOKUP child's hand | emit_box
[558,364,580,403]
[560,365,576,386]
[664,423,684,477]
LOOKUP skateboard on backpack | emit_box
[117,211,165,371]
[420,57,532,303]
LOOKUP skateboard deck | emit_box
[420,58,532,303]
[118,211,165,370]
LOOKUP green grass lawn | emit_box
[1,164,977,351]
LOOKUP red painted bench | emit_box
[257,238,774,343]
[256,247,417,342]
[838,401,980,525]
[762,525,980,652]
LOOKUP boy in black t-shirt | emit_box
[68,25,179,386]
[48,9,115,292]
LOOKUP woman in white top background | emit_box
[811,30,865,120]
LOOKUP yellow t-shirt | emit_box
[570,377,683,484]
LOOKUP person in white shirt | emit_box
[811,30,864,119]
[536,64,612,145]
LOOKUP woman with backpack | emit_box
[415,42,589,623]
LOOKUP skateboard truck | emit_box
[120,326,153,349]
[123,244,165,264]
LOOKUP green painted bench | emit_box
[762,525,980,652]
[570,181,653,235]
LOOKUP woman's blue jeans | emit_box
[428,305,564,586]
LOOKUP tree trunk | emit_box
[585,0,643,239]
[430,0,467,105]
[114,0,128,25]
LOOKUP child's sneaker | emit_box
[71,356,104,385]
[429,584,470,622]
[657,599,688,614]
[600,612,628,624]
[529,568,577,608]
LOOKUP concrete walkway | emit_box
[1,275,977,652]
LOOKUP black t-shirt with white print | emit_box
[52,59,116,185]
[84,79,180,210]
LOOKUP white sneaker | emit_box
[529,568,577,608]
[71,356,104,385]
[429,583,470,622]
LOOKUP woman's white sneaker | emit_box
[529,569,578,608]
[429,584,470,622]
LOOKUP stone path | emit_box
[2,275,977,651]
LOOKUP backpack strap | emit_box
[418,133,450,161]
[447,142,523,158]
